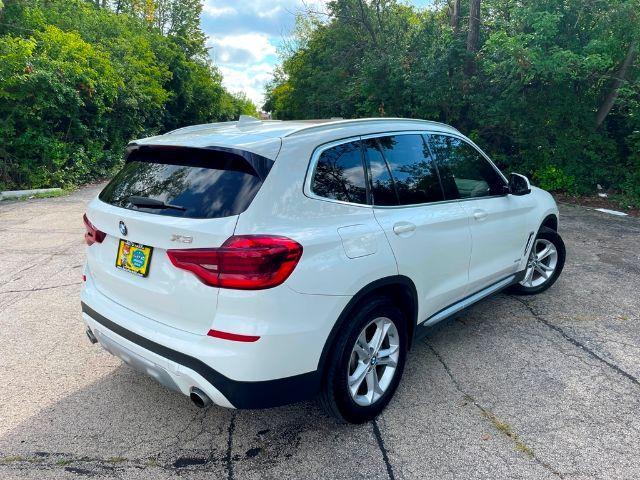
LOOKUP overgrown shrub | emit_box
[0,0,257,191]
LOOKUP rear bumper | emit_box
[82,302,320,409]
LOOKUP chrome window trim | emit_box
[303,128,509,209]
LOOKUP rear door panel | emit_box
[373,203,472,322]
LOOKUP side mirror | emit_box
[509,173,531,196]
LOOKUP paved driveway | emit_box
[1,184,639,479]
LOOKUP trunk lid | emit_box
[84,145,271,334]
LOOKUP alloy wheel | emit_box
[347,317,400,407]
[520,238,558,288]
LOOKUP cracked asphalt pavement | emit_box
[1,184,640,479]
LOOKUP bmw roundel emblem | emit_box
[119,221,128,236]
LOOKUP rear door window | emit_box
[427,134,506,200]
[99,147,267,219]
[365,135,444,206]
[311,141,368,204]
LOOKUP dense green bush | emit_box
[0,0,257,191]
[265,0,640,204]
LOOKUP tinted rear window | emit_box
[99,148,266,219]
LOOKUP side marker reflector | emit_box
[207,329,260,342]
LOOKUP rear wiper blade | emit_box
[127,195,186,211]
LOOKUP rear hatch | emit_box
[85,145,272,334]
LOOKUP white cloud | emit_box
[219,63,274,107]
[202,5,237,17]
[208,33,276,65]
[200,0,331,110]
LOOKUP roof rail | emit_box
[283,117,457,137]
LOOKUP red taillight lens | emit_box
[83,214,105,246]
[166,235,303,290]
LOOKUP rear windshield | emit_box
[99,147,269,219]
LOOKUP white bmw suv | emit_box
[81,117,565,423]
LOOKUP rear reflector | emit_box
[83,214,106,246]
[207,329,260,342]
[167,235,303,290]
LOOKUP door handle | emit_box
[473,209,488,221]
[393,222,416,236]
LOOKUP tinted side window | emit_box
[363,139,398,206]
[428,135,506,199]
[311,141,367,204]
[365,135,444,206]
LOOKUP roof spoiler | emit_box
[125,144,274,181]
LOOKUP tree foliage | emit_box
[265,0,640,204]
[0,0,257,190]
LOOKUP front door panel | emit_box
[462,195,533,292]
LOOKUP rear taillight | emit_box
[166,235,303,290]
[83,213,105,246]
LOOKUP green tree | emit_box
[264,0,640,205]
[0,0,257,190]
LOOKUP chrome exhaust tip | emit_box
[86,328,98,344]
[190,387,212,408]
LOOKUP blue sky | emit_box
[201,0,434,108]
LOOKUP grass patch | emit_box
[107,456,127,464]
[482,410,534,457]
[1,455,25,464]
[1,188,73,202]
[19,188,73,201]
[55,458,72,466]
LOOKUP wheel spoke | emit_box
[537,245,556,261]
[370,319,390,354]
[377,356,397,368]
[364,369,376,404]
[523,266,534,286]
[534,265,549,278]
[536,245,550,261]
[539,263,554,272]
[348,362,368,396]
[378,344,398,357]
[353,333,369,360]
[365,368,384,403]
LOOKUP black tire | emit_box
[319,297,408,424]
[509,226,566,295]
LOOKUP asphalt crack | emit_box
[424,340,563,478]
[226,411,237,480]
[372,419,395,480]
[511,296,640,389]
[0,281,81,295]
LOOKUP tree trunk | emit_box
[596,40,638,127]
[466,0,480,53]
[465,0,481,75]
[450,0,461,33]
